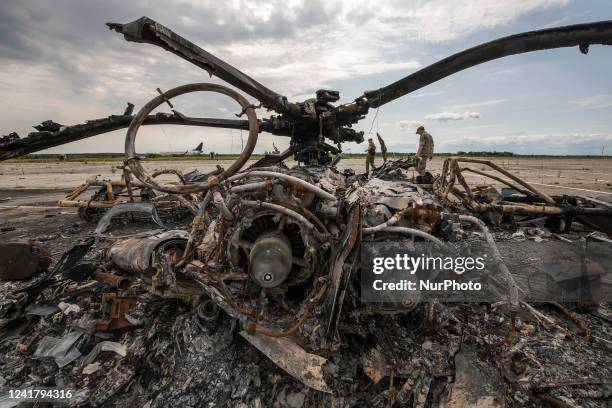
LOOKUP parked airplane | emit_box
[160,142,204,157]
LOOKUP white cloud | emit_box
[480,132,612,146]
[375,0,571,43]
[409,91,442,98]
[571,94,612,109]
[424,111,480,121]
[0,0,574,152]
[449,98,511,110]
[396,120,424,131]
[489,69,518,76]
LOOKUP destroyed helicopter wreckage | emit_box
[1,17,612,406]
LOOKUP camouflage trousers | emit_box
[416,156,428,176]
[366,155,375,173]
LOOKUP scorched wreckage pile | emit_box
[1,17,612,407]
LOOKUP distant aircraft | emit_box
[160,142,204,157]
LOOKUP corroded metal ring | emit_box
[124,83,259,194]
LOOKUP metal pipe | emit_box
[228,180,275,194]
[241,200,325,240]
[458,215,519,306]
[58,199,184,209]
[470,202,611,216]
[212,189,234,220]
[362,212,404,233]
[363,226,448,248]
[92,271,131,289]
[226,171,336,202]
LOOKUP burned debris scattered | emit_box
[1,16,612,407]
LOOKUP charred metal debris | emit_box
[1,17,612,407]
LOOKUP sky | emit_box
[0,0,611,155]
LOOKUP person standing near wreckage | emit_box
[366,137,376,174]
[377,133,388,163]
[415,126,434,175]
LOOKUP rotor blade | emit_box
[0,114,250,161]
[107,17,289,112]
[363,21,612,108]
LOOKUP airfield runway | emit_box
[1,157,610,207]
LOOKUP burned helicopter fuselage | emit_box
[2,16,612,393]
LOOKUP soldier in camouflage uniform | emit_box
[366,138,376,174]
[415,126,434,176]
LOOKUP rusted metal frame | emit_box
[58,198,184,209]
[449,187,468,202]
[454,157,555,204]
[82,179,145,188]
[214,271,259,319]
[124,83,259,195]
[439,157,450,191]
[207,194,243,267]
[246,310,309,338]
[179,190,213,267]
[432,158,450,197]
[105,181,115,201]
[123,168,136,203]
[151,168,187,185]
[245,281,327,338]
[63,183,91,202]
[361,206,438,233]
[362,207,440,234]
[57,180,191,209]
[548,301,593,341]
[452,160,474,199]
[470,202,612,216]
[442,166,602,215]
[442,159,457,199]
[168,194,198,215]
[460,166,532,196]
[364,21,612,108]
[325,205,361,341]
[59,199,124,209]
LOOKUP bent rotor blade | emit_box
[363,21,612,108]
[107,17,288,112]
[0,114,250,161]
